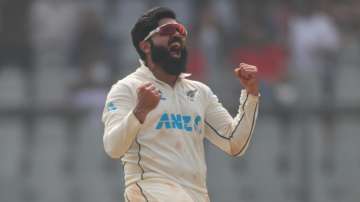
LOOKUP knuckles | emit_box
[235,63,258,80]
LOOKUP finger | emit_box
[236,69,249,79]
[242,70,257,78]
[240,67,252,75]
[243,66,257,72]
[151,89,160,95]
[154,93,161,99]
[240,63,256,69]
[151,91,161,99]
[137,82,152,92]
[239,63,249,70]
[236,64,255,73]
[141,82,152,88]
[241,74,251,80]
[146,85,156,91]
[234,67,242,76]
[247,72,258,79]
[239,63,255,67]
[239,71,254,80]
[241,67,257,79]
[243,65,257,70]
[235,64,257,79]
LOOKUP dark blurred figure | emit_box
[71,8,108,89]
[0,0,33,69]
[288,0,341,177]
[70,8,109,113]
[29,0,80,66]
[288,0,340,106]
[0,0,36,106]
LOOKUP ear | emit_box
[139,41,151,54]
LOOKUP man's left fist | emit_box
[234,63,259,96]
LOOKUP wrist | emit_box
[246,88,259,96]
[133,107,150,124]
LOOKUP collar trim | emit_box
[138,59,191,79]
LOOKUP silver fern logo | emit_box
[186,89,197,101]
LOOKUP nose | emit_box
[171,30,180,37]
[173,30,185,39]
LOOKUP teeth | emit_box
[170,42,181,48]
[170,51,181,57]
[170,45,181,52]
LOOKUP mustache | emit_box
[168,36,184,47]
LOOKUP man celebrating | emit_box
[102,7,260,202]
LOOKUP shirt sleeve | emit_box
[204,88,259,157]
[102,82,142,159]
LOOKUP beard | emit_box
[150,39,188,76]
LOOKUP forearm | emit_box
[206,62,260,156]
[205,90,259,156]
[229,91,259,156]
[103,110,142,158]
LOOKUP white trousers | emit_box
[124,178,210,202]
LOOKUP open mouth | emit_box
[169,42,182,57]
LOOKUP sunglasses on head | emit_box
[143,23,187,41]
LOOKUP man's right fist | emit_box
[133,82,161,123]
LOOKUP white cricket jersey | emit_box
[102,60,260,201]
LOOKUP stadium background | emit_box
[0,0,359,201]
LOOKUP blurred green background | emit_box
[0,0,359,201]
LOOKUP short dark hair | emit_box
[131,7,176,60]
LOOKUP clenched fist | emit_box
[234,63,259,96]
[133,82,161,123]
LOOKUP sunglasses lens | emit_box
[159,25,177,35]
[176,24,186,36]
[159,24,187,36]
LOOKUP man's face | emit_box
[148,18,188,76]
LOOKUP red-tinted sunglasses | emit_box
[143,23,187,41]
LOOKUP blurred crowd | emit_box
[1,0,360,111]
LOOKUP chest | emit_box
[136,82,205,137]
[157,86,202,114]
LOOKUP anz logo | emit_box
[155,112,202,134]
